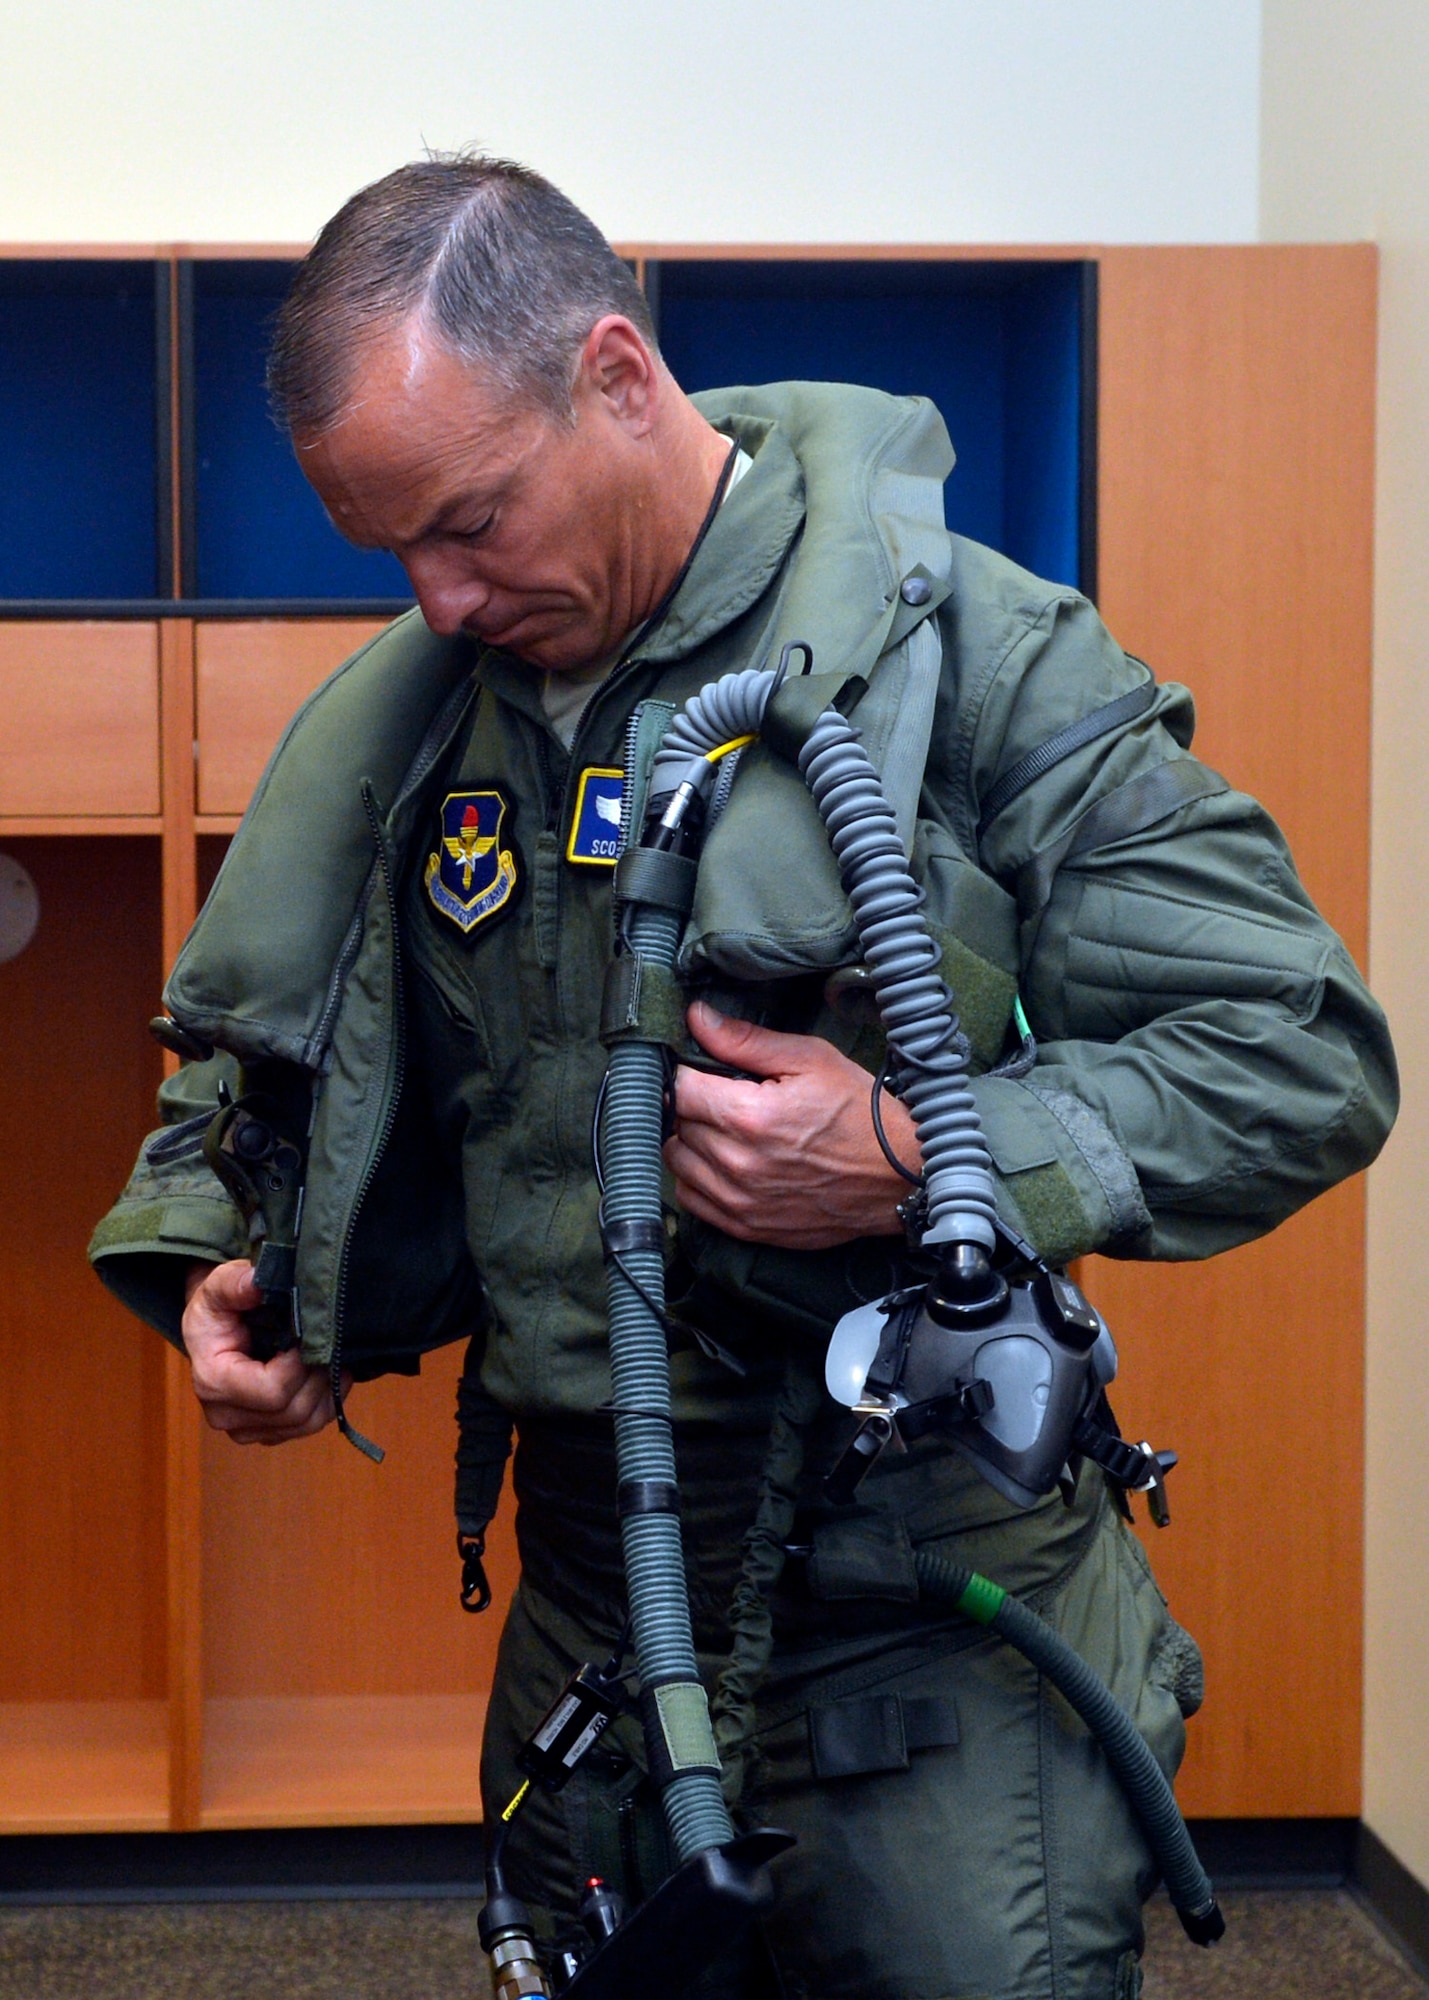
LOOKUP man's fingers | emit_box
[192,1258,264,1319]
[672,1067,755,1131]
[221,1386,336,1445]
[200,1363,338,1441]
[192,1342,312,1414]
[180,1258,343,1448]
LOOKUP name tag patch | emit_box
[567,768,625,867]
[425,789,519,935]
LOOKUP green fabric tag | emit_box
[1002,1160,1093,1267]
[654,1681,721,1771]
[598,955,689,1050]
[926,921,1019,1074]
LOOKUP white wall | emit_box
[1261,0,1429,1893]
[4,1,1261,246]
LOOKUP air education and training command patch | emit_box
[424,789,519,936]
[566,767,625,867]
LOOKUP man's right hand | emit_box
[182,1260,342,1446]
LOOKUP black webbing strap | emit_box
[454,1359,514,1541]
[1071,1414,1159,1490]
[976,666,1159,846]
[612,845,699,915]
[1016,758,1230,925]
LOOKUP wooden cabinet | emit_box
[0,241,1376,1833]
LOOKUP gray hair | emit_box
[267,153,656,433]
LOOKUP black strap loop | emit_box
[617,1479,683,1518]
[613,845,699,915]
[601,1217,668,1261]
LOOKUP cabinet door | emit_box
[0,623,161,818]
[1093,245,1376,1817]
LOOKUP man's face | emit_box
[297,319,654,672]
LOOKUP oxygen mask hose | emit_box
[599,764,737,1865]
[601,660,1007,1865]
[913,1550,1225,1948]
[646,669,1000,1254]
[598,650,1220,1959]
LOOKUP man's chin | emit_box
[474,624,608,675]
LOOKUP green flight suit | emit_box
[91,382,1396,2000]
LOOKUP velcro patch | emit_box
[567,768,625,866]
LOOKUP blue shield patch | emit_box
[566,768,625,867]
[424,790,519,935]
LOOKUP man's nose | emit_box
[403,550,490,638]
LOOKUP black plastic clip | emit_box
[823,1409,898,1505]
[896,1378,996,1443]
[1135,1447,1179,1529]
[458,1532,493,1614]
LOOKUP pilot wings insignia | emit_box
[425,789,519,935]
[443,811,497,888]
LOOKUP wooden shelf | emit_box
[201,1696,486,1828]
[0,816,163,835]
[0,1702,168,1833]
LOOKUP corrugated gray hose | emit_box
[602,669,1004,1864]
[604,666,1224,1947]
[599,891,731,1863]
[649,667,999,1248]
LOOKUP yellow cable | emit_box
[501,1778,531,1823]
[705,733,757,764]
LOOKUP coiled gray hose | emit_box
[650,668,999,1248]
[796,705,998,1248]
[605,664,1220,1946]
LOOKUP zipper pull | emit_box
[331,1362,385,1463]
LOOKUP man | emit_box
[91,156,1396,1999]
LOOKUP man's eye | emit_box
[454,517,494,543]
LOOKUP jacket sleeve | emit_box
[932,588,1397,1265]
[87,1053,248,1347]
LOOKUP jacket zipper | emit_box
[328,780,407,1462]
[308,672,479,1069]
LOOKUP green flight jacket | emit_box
[90,382,1397,1423]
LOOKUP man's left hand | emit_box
[664,1000,918,1249]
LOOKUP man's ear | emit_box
[576,315,659,436]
